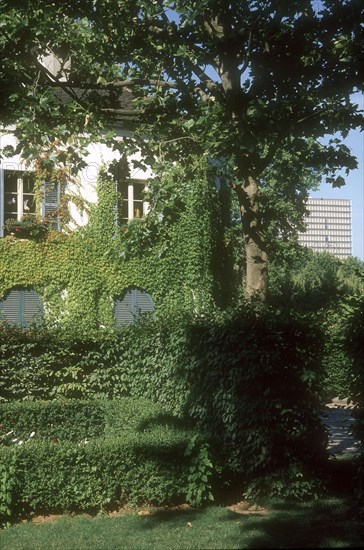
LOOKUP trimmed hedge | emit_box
[8,431,189,509]
[0,398,206,525]
[0,397,175,444]
[0,400,105,443]
[0,307,328,502]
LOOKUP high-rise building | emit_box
[298,198,352,259]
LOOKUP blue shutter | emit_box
[0,289,43,327]
[43,181,60,230]
[134,289,154,317]
[114,288,154,326]
[22,290,43,327]
[0,290,21,325]
[114,290,134,326]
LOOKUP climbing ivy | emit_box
[0,157,226,331]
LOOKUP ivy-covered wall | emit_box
[0,158,229,331]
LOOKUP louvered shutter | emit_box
[43,181,60,230]
[114,290,134,326]
[22,290,43,327]
[0,289,43,327]
[0,290,21,325]
[135,289,154,317]
[114,288,154,326]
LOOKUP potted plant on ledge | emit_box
[3,215,49,241]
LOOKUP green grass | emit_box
[1,497,363,549]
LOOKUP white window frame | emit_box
[119,178,149,223]
[0,169,61,236]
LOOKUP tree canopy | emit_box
[1,0,363,299]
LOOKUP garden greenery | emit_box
[1,158,361,512]
[0,306,328,504]
[0,158,227,331]
[0,398,209,526]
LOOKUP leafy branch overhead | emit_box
[1,0,363,298]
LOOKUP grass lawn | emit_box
[1,457,363,549]
[1,495,363,549]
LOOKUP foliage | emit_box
[0,398,207,519]
[3,216,49,241]
[0,162,222,331]
[184,435,214,507]
[0,306,327,501]
[341,292,364,504]
[269,249,364,401]
[0,452,15,529]
[0,400,106,444]
[1,0,362,298]
[186,306,328,500]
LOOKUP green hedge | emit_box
[0,400,105,443]
[1,430,191,520]
[0,398,208,525]
[0,307,328,502]
[0,398,173,444]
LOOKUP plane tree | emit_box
[1,0,363,299]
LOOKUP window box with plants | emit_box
[3,215,49,240]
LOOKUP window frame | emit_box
[0,169,61,236]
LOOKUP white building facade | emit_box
[298,197,352,260]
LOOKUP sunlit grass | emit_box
[1,496,363,550]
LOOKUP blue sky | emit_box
[309,93,364,260]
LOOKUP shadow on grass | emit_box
[229,497,363,549]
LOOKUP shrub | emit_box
[0,307,328,501]
[321,309,352,401]
[185,306,328,500]
[0,400,106,444]
[2,430,190,519]
[342,294,364,503]
[0,398,208,524]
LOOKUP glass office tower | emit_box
[298,198,352,259]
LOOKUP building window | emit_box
[114,288,154,326]
[109,158,148,223]
[1,171,36,236]
[42,180,61,230]
[0,288,43,328]
[118,179,147,222]
[0,170,60,236]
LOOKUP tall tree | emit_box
[1,0,363,299]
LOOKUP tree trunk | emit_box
[212,10,268,301]
[236,174,268,301]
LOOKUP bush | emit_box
[320,309,352,401]
[0,398,208,525]
[185,306,328,501]
[342,294,364,495]
[0,400,106,444]
[0,307,328,501]
[2,430,191,519]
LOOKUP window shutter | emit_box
[114,290,134,326]
[43,181,60,230]
[114,288,154,326]
[22,290,43,327]
[0,289,43,327]
[0,290,21,325]
[135,289,154,316]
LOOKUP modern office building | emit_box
[298,198,352,259]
